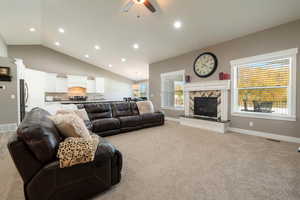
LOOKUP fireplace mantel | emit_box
[184,80,230,91]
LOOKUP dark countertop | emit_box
[45,100,122,104]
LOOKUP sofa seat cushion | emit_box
[140,112,164,124]
[119,115,142,128]
[93,118,120,132]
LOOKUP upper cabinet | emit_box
[68,75,87,88]
[87,79,96,93]
[95,77,105,93]
[45,73,57,92]
[56,76,68,93]
[44,73,104,93]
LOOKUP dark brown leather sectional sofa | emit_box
[7,102,164,200]
[78,102,165,137]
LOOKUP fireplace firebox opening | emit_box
[194,97,218,118]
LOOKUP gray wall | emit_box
[149,20,300,138]
[0,58,18,124]
[8,45,133,100]
[0,34,7,57]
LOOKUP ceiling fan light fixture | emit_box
[134,0,146,4]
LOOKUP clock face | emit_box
[193,52,218,78]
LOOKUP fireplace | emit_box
[194,97,218,118]
[181,80,230,133]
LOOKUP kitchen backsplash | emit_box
[45,92,105,101]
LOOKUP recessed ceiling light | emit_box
[121,58,126,62]
[94,45,100,50]
[58,28,65,33]
[54,41,60,46]
[29,28,36,32]
[85,54,89,58]
[108,64,112,68]
[133,43,139,49]
[173,21,182,29]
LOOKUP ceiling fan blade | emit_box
[123,0,135,12]
[143,0,156,13]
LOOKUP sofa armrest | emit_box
[26,139,119,200]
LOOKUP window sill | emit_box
[231,112,296,121]
[161,106,184,111]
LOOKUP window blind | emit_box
[237,58,290,115]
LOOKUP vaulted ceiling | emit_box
[1,0,300,80]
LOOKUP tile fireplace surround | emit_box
[180,80,231,133]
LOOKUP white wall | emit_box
[0,34,7,57]
[104,78,132,101]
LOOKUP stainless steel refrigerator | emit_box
[19,79,28,122]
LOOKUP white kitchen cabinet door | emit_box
[68,75,87,88]
[56,77,68,93]
[25,69,46,111]
[87,80,96,93]
[95,77,105,93]
[45,73,57,92]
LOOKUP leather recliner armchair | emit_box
[7,108,122,200]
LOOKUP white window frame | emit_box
[160,70,185,110]
[230,48,297,121]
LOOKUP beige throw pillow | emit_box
[136,100,155,114]
[49,113,91,140]
[56,109,90,121]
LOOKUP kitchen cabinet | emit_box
[56,76,68,93]
[68,75,87,88]
[95,77,105,93]
[45,73,57,93]
[87,79,96,93]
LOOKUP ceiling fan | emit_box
[123,0,156,13]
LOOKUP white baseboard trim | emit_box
[228,127,300,144]
[165,117,180,122]
[0,123,17,133]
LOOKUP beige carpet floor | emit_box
[1,121,300,200]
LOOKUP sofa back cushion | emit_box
[17,108,62,164]
[112,102,133,117]
[130,102,140,115]
[84,103,113,120]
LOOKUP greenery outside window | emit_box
[231,48,297,121]
[161,70,185,110]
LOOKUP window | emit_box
[231,48,297,121]
[132,82,148,98]
[161,70,185,110]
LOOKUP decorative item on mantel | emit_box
[185,75,191,83]
[219,72,230,80]
[0,66,12,81]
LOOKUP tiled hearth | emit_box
[180,80,231,133]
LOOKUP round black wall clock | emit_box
[193,52,218,78]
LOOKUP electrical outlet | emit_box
[249,121,254,127]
